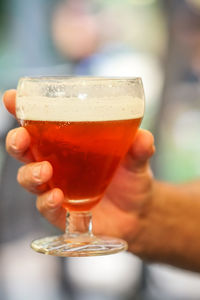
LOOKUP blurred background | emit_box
[0,0,200,299]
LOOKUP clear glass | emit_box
[16,76,145,256]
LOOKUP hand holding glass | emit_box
[16,77,145,256]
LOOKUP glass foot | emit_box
[31,234,128,257]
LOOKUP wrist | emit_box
[128,180,170,261]
[129,180,200,271]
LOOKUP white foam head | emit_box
[16,77,145,122]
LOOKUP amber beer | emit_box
[22,117,141,211]
[17,77,145,256]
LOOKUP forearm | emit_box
[131,180,200,272]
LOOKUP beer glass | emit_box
[16,77,145,256]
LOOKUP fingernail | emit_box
[11,131,18,150]
[33,164,42,181]
[47,190,56,206]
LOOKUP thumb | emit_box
[123,129,155,172]
[105,129,155,212]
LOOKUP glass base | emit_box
[31,234,128,257]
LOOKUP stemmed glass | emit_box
[16,77,144,256]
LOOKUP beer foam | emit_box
[16,96,144,122]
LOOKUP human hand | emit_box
[4,89,155,252]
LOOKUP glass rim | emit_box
[18,76,142,83]
[16,75,144,122]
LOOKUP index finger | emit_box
[3,89,16,117]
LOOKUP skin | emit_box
[3,90,200,272]
[4,89,155,234]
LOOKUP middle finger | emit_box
[17,161,53,194]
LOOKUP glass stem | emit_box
[65,211,93,237]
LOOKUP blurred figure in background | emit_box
[52,0,99,62]
[1,0,200,300]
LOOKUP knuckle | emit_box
[17,166,25,184]
[5,130,14,151]
[6,129,20,154]
[36,196,46,214]
[36,197,42,212]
